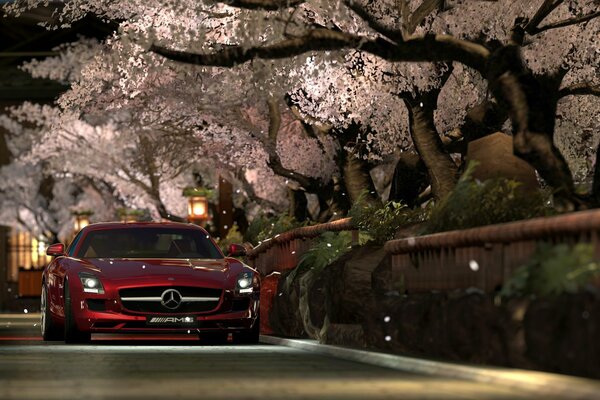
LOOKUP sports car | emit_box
[41,222,260,344]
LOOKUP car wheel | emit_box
[200,331,229,345]
[234,316,260,345]
[64,279,91,344]
[41,284,62,341]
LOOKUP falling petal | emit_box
[469,260,479,271]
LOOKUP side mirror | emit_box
[46,243,66,257]
[227,243,247,257]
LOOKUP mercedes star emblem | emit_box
[161,289,182,310]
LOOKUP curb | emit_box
[260,335,600,399]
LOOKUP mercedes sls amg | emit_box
[41,222,260,344]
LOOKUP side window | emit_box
[67,231,84,257]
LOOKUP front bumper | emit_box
[71,291,259,333]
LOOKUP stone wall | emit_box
[267,244,600,379]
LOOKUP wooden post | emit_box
[218,176,233,239]
[351,229,359,247]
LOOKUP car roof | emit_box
[81,221,206,232]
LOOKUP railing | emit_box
[384,209,600,293]
[246,218,358,334]
[246,217,358,275]
[249,209,600,334]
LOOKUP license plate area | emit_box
[146,316,198,327]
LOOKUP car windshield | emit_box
[75,227,223,259]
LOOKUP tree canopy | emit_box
[1,0,598,239]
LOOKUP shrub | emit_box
[297,231,354,275]
[501,242,600,298]
[216,224,244,254]
[284,230,369,289]
[425,162,552,234]
[244,214,305,245]
[348,193,427,244]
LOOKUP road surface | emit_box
[0,314,564,399]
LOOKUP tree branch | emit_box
[267,98,281,142]
[558,83,600,98]
[263,98,324,192]
[343,0,403,43]
[524,0,564,34]
[151,28,489,73]
[532,10,600,34]
[220,0,304,10]
[229,169,286,212]
[407,0,444,34]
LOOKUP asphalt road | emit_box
[0,314,555,399]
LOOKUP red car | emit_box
[41,222,260,344]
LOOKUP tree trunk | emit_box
[288,188,308,222]
[388,151,429,207]
[341,151,379,205]
[333,123,380,206]
[591,141,600,207]
[487,45,579,210]
[402,93,458,201]
[316,179,351,222]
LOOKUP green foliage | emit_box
[243,216,271,245]
[298,231,353,275]
[72,210,94,216]
[425,162,551,234]
[285,231,366,290]
[243,214,304,245]
[216,224,244,253]
[501,243,600,298]
[116,208,145,218]
[349,193,426,244]
[182,187,215,200]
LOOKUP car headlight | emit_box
[236,271,255,294]
[78,273,105,294]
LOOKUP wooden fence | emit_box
[384,209,600,293]
[246,218,358,275]
[248,209,600,333]
[245,218,358,334]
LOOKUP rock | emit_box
[524,292,600,378]
[324,324,366,348]
[466,132,539,190]
[269,269,307,338]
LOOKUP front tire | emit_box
[64,280,91,344]
[200,331,229,345]
[41,284,62,341]
[234,316,260,344]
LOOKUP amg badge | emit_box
[148,317,196,324]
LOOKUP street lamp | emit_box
[183,187,213,225]
[73,211,93,232]
[187,196,209,223]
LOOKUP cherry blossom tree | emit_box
[4,0,599,217]
[0,110,118,241]
[146,0,600,209]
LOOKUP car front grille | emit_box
[119,286,222,314]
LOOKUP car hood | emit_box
[78,258,232,285]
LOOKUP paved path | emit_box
[0,314,567,399]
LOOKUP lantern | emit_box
[187,196,209,223]
[73,211,92,232]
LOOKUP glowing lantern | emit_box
[183,187,213,226]
[73,211,93,232]
[187,196,209,223]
